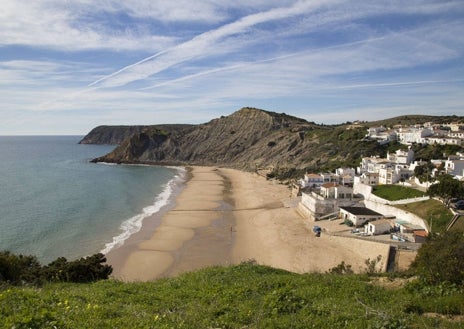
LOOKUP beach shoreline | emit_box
[108,166,391,281]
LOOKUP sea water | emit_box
[0,136,183,264]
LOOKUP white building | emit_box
[366,127,397,144]
[397,127,433,144]
[365,219,392,235]
[320,183,353,199]
[445,156,464,177]
[386,148,414,165]
[299,173,324,188]
[354,172,379,186]
[424,136,462,146]
[360,157,391,174]
[339,206,384,227]
[378,164,414,185]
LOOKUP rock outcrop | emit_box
[90,107,319,171]
[79,124,193,145]
[84,107,464,176]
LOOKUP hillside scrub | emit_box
[411,231,464,287]
[0,252,112,286]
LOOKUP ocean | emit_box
[0,136,184,264]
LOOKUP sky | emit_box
[1,1,463,135]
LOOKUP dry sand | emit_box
[109,166,391,282]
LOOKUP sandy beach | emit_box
[108,166,391,281]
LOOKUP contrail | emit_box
[86,1,334,89]
[87,49,169,87]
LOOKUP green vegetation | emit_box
[372,185,425,201]
[0,252,112,286]
[411,231,464,286]
[411,143,464,161]
[427,174,464,206]
[1,263,464,328]
[395,199,453,233]
[413,163,436,183]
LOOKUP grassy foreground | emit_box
[1,263,463,329]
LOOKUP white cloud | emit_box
[88,0,338,88]
[1,1,463,134]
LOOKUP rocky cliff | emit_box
[79,124,193,145]
[86,108,464,177]
[91,108,323,171]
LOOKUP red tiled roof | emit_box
[321,182,338,188]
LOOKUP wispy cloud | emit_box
[88,1,337,88]
[1,1,463,134]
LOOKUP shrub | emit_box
[411,232,464,286]
[0,251,41,285]
[0,251,112,286]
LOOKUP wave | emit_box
[100,167,186,255]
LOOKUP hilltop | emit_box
[83,107,463,177]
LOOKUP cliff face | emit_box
[91,108,320,170]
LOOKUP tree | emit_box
[42,253,113,283]
[0,251,112,286]
[427,174,464,206]
[411,231,464,286]
[414,163,434,183]
[0,251,41,285]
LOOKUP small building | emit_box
[394,220,426,234]
[354,172,379,186]
[320,183,353,199]
[413,230,428,243]
[365,219,392,235]
[299,173,324,188]
[339,206,383,227]
[444,156,464,177]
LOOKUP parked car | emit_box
[453,200,464,210]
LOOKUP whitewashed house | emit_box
[366,127,397,144]
[365,219,392,235]
[424,136,462,146]
[387,148,414,165]
[397,127,433,144]
[445,156,464,177]
[320,183,353,199]
[339,206,383,227]
[378,164,414,185]
[299,173,324,188]
[354,172,379,186]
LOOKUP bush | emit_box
[0,251,41,285]
[42,253,112,283]
[0,251,112,286]
[411,232,464,286]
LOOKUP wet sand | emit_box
[108,166,390,281]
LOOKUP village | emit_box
[292,121,464,262]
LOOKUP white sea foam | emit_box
[97,161,119,166]
[100,167,186,255]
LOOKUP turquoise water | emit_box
[0,136,183,264]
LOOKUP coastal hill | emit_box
[79,124,194,145]
[83,107,463,176]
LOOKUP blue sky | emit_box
[1,1,463,135]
